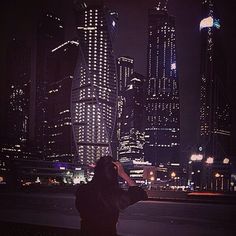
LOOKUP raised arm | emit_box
[113,161,136,186]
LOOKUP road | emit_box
[0,192,235,236]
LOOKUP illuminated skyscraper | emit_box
[112,56,134,158]
[119,73,145,161]
[144,1,180,165]
[72,2,118,165]
[45,41,79,162]
[117,56,134,95]
[199,0,231,159]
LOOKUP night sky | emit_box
[1,0,236,161]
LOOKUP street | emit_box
[0,192,235,236]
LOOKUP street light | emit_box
[206,157,214,164]
[171,172,176,178]
[215,173,220,178]
[190,154,203,161]
[223,158,230,164]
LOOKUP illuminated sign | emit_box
[200,16,220,30]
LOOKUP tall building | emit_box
[4,39,31,152]
[45,41,79,163]
[112,56,134,158]
[119,73,145,161]
[199,0,231,159]
[72,1,118,165]
[144,1,180,165]
[34,12,64,157]
[117,56,134,94]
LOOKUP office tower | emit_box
[199,0,231,159]
[72,2,118,165]
[144,1,180,165]
[34,12,64,157]
[117,56,134,95]
[119,73,145,161]
[5,39,31,152]
[113,56,134,158]
[45,41,79,162]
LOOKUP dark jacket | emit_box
[75,182,147,236]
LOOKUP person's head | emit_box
[93,155,118,187]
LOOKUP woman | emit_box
[75,156,148,236]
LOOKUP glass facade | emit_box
[34,13,64,157]
[199,0,231,159]
[45,41,79,163]
[144,2,180,165]
[72,3,118,165]
[119,73,145,161]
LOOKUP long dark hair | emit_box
[92,155,119,189]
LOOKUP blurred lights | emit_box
[206,157,214,164]
[190,154,203,161]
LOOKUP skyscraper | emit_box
[199,0,231,159]
[72,1,118,165]
[113,56,134,158]
[33,12,64,157]
[45,41,79,163]
[5,39,31,149]
[144,0,180,165]
[119,73,145,161]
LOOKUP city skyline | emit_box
[1,0,236,163]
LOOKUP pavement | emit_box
[0,191,236,236]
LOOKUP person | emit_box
[75,155,148,236]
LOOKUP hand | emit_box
[113,161,126,177]
[113,161,136,186]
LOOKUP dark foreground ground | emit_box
[0,189,236,236]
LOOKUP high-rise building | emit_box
[119,73,145,161]
[33,12,64,157]
[144,1,180,165]
[5,39,31,149]
[45,41,79,163]
[199,0,231,159]
[117,56,134,95]
[112,56,134,158]
[72,2,118,165]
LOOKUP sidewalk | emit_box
[0,221,80,236]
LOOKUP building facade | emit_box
[5,39,31,147]
[72,2,118,165]
[34,12,64,157]
[113,56,134,158]
[199,0,231,160]
[144,1,180,165]
[45,41,79,163]
[119,73,145,161]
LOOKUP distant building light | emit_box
[190,154,203,161]
[215,173,220,178]
[223,158,230,164]
[171,172,176,178]
[60,167,66,170]
[206,157,214,164]
[170,163,180,166]
[171,63,176,70]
